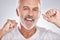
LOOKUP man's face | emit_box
[18,0,40,30]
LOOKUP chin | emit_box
[20,18,38,30]
[20,21,36,30]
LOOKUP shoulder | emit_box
[46,30,60,39]
[37,27,60,40]
[37,27,48,33]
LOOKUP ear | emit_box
[16,8,19,16]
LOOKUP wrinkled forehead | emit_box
[19,0,40,7]
[21,0,39,3]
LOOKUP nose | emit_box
[28,10,33,16]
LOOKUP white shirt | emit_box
[2,27,60,40]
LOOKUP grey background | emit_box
[0,0,60,34]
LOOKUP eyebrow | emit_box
[33,7,38,10]
[33,7,38,9]
[23,6,38,10]
[23,6,29,8]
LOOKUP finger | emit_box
[46,10,51,15]
[50,9,57,17]
[8,23,17,29]
[42,14,50,22]
[45,11,51,18]
[11,20,16,23]
[11,20,17,25]
[11,21,18,28]
[8,23,17,32]
[2,19,11,29]
[3,19,17,30]
[12,22,18,28]
[48,9,53,17]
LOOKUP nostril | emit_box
[28,13,33,16]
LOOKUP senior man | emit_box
[0,0,60,40]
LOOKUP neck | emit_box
[18,24,37,39]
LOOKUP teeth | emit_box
[26,18,32,21]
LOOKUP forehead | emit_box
[20,0,39,7]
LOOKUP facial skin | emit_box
[16,0,40,30]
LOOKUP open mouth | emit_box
[24,17,34,22]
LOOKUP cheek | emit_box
[34,12,39,19]
[20,10,29,18]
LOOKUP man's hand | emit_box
[0,19,17,38]
[42,9,60,28]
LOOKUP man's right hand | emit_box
[0,19,17,38]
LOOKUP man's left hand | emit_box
[42,9,60,28]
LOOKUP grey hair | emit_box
[16,0,41,17]
[16,0,41,9]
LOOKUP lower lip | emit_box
[25,19,34,23]
[23,19,35,27]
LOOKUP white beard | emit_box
[18,16,38,30]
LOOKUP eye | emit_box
[23,8,29,10]
[23,6,29,10]
[33,7,38,11]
